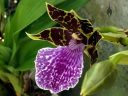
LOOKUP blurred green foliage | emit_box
[0,0,128,96]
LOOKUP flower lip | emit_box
[35,39,84,93]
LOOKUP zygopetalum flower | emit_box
[26,3,102,93]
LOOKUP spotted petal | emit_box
[87,46,98,64]
[79,19,93,34]
[35,40,85,93]
[85,31,102,64]
[70,10,94,34]
[46,3,81,33]
[88,31,102,46]
[26,27,72,46]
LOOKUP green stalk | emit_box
[95,26,128,45]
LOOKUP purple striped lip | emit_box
[35,39,85,93]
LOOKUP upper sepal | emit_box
[70,10,94,34]
[46,3,81,33]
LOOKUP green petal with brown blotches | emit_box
[46,2,81,33]
[86,46,98,64]
[26,27,72,46]
[88,31,102,46]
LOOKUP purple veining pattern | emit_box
[35,40,85,93]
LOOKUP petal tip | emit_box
[46,2,54,11]
[26,32,40,40]
[45,2,50,7]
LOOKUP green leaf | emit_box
[16,39,54,71]
[81,60,116,96]
[102,32,128,45]
[0,0,4,14]
[96,26,128,45]
[8,38,17,66]
[25,12,55,33]
[94,65,128,96]
[6,73,22,95]
[95,26,123,33]
[11,0,54,34]
[16,57,34,71]
[4,0,58,46]
[95,26,128,45]
[57,0,90,11]
[0,44,11,63]
[109,50,128,65]
[0,70,8,82]
[0,70,22,95]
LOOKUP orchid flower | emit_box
[27,3,102,94]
